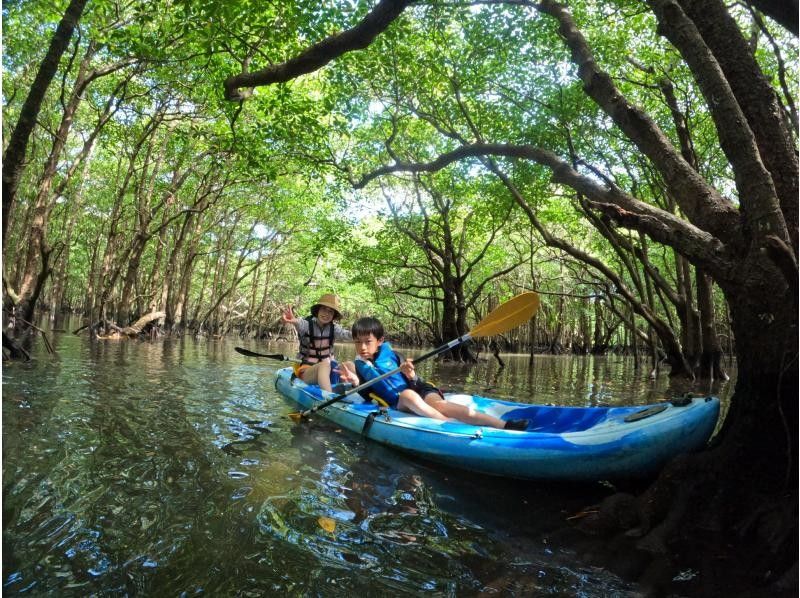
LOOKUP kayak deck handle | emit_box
[624,404,669,423]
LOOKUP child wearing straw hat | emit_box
[282,293,353,392]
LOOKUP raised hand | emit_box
[336,366,359,385]
[282,305,296,323]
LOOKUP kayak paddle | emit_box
[288,291,540,422]
[234,346,301,363]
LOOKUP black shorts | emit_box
[408,379,444,400]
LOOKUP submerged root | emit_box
[571,492,640,536]
[566,448,797,595]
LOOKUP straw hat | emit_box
[311,293,342,319]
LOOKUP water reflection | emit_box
[246,421,635,595]
[3,331,733,595]
[421,353,735,408]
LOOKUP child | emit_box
[282,293,353,392]
[339,317,529,430]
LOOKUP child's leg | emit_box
[397,389,449,420]
[423,393,507,429]
[299,360,333,392]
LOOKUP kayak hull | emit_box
[274,368,721,481]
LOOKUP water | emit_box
[3,332,735,596]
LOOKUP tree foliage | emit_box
[2,3,797,588]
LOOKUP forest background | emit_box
[2,0,798,592]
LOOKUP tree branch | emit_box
[745,0,798,35]
[670,0,798,250]
[646,0,792,247]
[536,0,740,243]
[354,142,731,275]
[223,0,416,100]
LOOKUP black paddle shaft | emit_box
[234,347,300,362]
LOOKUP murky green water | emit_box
[3,332,735,596]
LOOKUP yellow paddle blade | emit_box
[469,292,540,338]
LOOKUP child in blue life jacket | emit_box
[282,293,354,392]
[338,317,529,431]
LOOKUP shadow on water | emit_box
[2,329,736,595]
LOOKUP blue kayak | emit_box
[274,368,720,481]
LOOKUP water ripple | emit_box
[1,333,686,595]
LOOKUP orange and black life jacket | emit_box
[299,316,335,364]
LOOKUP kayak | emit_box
[274,367,721,481]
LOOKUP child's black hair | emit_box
[351,317,384,339]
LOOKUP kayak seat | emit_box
[506,406,609,433]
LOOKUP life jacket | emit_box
[299,316,335,365]
[354,341,408,408]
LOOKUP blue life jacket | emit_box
[354,341,408,407]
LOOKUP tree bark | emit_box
[745,0,799,34]
[696,269,728,380]
[49,143,95,322]
[2,0,88,248]
[14,42,98,322]
[679,0,798,249]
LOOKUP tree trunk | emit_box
[696,269,728,381]
[116,134,165,325]
[14,44,97,323]
[245,248,265,336]
[164,210,202,329]
[439,275,473,361]
[578,298,590,353]
[677,256,701,368]
[190,254,212,331]
[719,273,796,483]
[49,143,96,324]
[1,0,88,248]
[630,269,797,587]
[592,299,604,353]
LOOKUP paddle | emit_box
[234,346,301,363]
[288,291,540,422]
